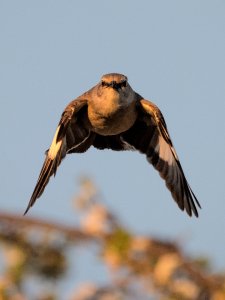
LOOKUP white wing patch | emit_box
[158,135,174,166]
[48,126,63,160]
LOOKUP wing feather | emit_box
[24,99,89,214]
[123,98,201,217]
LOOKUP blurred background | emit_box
[1,1,225,299]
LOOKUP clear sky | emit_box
[1,0,225,294]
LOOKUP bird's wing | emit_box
[24,98,91,214]
[122,98,201,217]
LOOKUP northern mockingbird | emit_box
[24,73,201,216]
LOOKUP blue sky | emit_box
[1,0,225,293]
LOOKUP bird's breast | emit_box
[87,101,137,136]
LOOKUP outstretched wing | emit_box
[24,98,92,214]
[122,98,201,217]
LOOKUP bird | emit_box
[24,73,201,217]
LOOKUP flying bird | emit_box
[25,73,201,216]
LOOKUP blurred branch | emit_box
[0,178,224,299]
[0,211,92,242]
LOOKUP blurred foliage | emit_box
[0,178,225,299]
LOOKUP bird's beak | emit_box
[110,81,119,90]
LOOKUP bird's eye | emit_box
[101,81,107,87]
[121,80,127,87]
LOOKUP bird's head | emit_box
[100,73,128,91]
[94,73,135,108]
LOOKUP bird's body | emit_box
[25,73,201,217]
